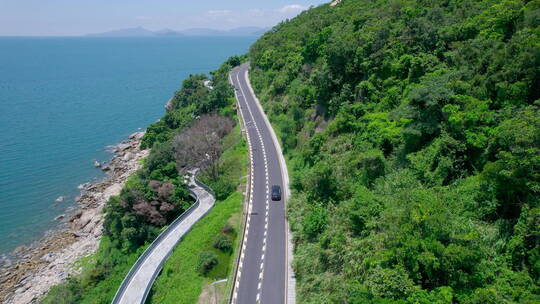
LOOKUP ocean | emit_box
[0,36,256,255]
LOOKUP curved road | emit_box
[112,172,215,304]
[230,64,288,304]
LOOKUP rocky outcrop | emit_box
[0,131,149,304]
[164,98,174,112]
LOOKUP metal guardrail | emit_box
[111,177,214,304]
[194,175,216,197]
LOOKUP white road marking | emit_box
[231,67,273,303]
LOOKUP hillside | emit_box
[248,0,540,303]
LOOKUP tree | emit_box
[173,114,234,179]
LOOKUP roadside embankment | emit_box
[1,132,148,304]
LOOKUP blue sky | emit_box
[0,0,328,36]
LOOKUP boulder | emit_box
[165,98,174,112]
[13,245,27,255]
[129,131,145,140]
[116,143,131,151]
[123,152,134,161]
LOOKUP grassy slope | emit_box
[148,124,247,304]
[147,192,242,304]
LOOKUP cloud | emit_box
[136,3,315,32]
[206,10,232,17]
[206,5,306,20]
[278,4,308,13]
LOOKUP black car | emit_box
[271,185,282,201]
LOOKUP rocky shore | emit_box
[0,131,149,304]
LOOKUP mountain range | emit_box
[86,26,268,37]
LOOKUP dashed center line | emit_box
[231,67,271,304]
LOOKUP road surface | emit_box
[230,64,287,304]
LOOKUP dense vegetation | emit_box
[41,56,243,304]
[248,0,540,303]
[148,124,247,304]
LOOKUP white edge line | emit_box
[244,66,295,304]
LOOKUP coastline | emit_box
[0,131,149,304]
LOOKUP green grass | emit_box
[147,192,243,304]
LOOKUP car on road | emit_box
[271,185,282,201]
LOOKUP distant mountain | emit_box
[85,27,269,37]
[86,27,157,37]
[177,28,224,36]
[224,27,270,36]
[178,27,270,36]
[153,29,185,37]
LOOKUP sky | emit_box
[0,0,328,36]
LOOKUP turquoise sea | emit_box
[0,36,255,255]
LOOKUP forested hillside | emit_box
[248,0,540,303]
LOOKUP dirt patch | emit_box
[197,280,228,304]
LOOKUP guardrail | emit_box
[194,174,216,197]
[112,176,214,304]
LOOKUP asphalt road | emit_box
[230,64,287,304]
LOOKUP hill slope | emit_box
[248,0,540,303]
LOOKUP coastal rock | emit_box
[41,253,55,263]
[116,142,131,151]
[93,227,103,238]
[129,131,145,140]
[93,160,101,168]
[77,183,89,190]
[13,246,27,255]
[72,210,94,231]
[123,152,134,161]
[54,214,65,221]
[165,98,174,112]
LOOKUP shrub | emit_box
[213,234,233,252]
[221,222,234,234]
[197,251,218,274]
[210,176,236,200]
